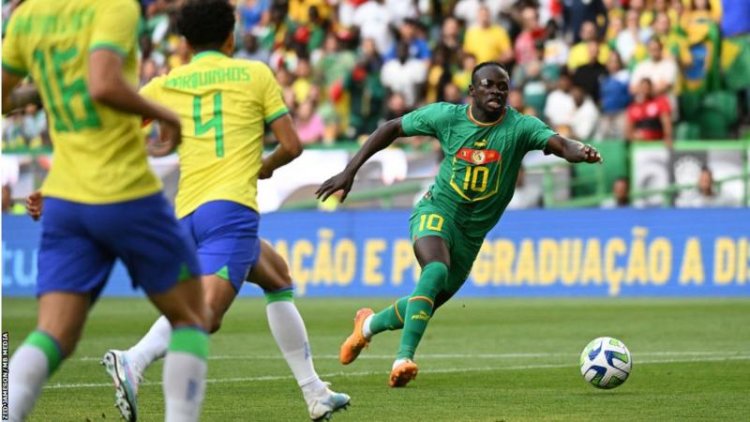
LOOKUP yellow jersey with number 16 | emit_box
[1,0,161,204]
[140,51,288,218]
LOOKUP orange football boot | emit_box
[389,359,419,388]
[339,308,374,365]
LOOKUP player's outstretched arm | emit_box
[260,114,303,179]
[544,135,603,164]
[316,117,405,202]
[88,49,182,152]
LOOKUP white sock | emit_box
[393,358,411,369]
[126,316,171,374]
[163,351,207,422]
[8,345,49,421]
[266,301,327,400]
[362,314,374,339]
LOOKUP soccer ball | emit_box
[579,337,632,389]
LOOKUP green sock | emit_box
[369,297,408,335]
[25,330,64,375]
[164,327,209,419]
[264,288,294,304]
[168,326,209,360]
[397,262,448,360]
[8,331,64,421]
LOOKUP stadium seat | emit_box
[701,90,738,126]
[675,122,701,140]
[572,141,628,197]
[678,92,703,121]
[693,90,738,139]
[697,109,730,139]
[524,93,546,116]
[722,35,750,91]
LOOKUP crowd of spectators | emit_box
[600,165,742,208]
[3,0,750,151]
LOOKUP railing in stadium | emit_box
[4,140,749,210]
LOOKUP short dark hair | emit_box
[177,0,236,50]
[471,61,506,84]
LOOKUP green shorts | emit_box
[408,201,483,297]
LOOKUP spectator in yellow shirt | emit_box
[462,5,513,65]
[629,0,653,28]
[567,21,610,71]
[288,0,331,24]
[292,58,315,104]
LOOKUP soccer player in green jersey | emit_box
[316,62,602,388]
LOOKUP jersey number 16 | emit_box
[33,47,101,132]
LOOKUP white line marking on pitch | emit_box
[76,350,744,362]
[46,355,750,390]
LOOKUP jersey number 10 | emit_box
[193,92,225,157]
[461,165,489,193]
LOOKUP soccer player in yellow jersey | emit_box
[1,1,209,421]
[102,1,350,420]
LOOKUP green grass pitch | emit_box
[3,297,750,421]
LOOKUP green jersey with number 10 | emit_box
[401,103,556,240]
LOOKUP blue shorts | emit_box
[37,193,200,300]
[179,201,260,292]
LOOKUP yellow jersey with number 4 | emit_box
[1,0,161,204]
[140,51,288,218]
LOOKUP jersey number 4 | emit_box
[193,92,225,157]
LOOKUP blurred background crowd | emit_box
[4,0,750,149]
[2,0,750,213]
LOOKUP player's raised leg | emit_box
[342,285,459,366]
[249,240,350,421]
[8,292,89,422]
[339,297,406,365]
[390,236,450,387]
[365,297,408,337]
